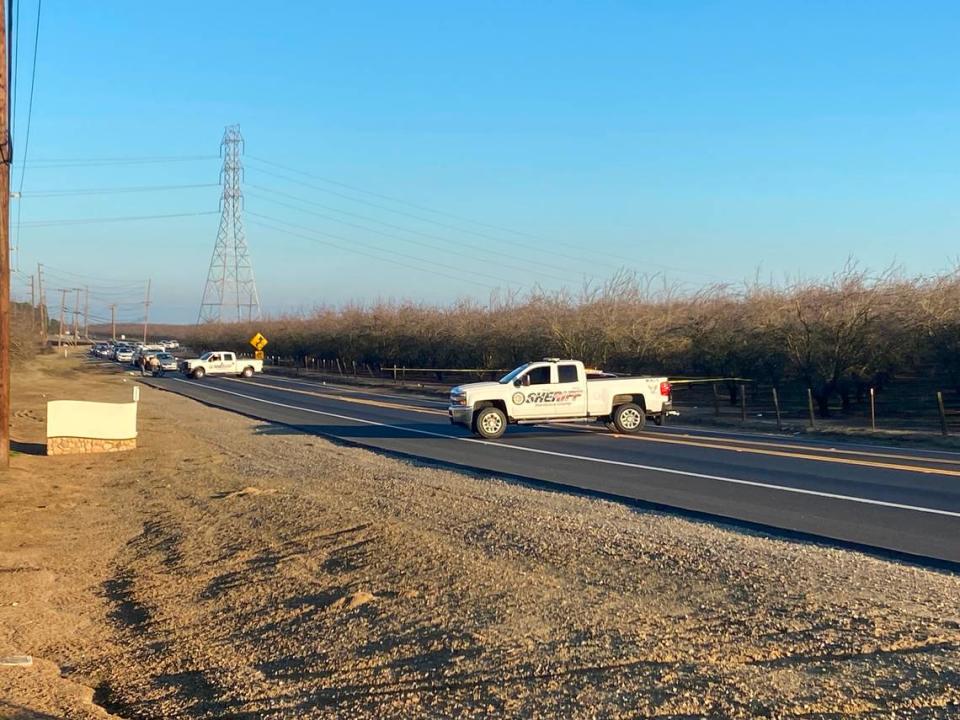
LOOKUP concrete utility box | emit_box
[46,396,139,455]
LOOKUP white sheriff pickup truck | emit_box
[449,359,671,439]
[179,351,263,379]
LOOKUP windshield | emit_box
[200,352,213,360]
[499,363,530,384]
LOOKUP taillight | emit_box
[660,381,671,396]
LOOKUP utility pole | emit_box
[58,289,67,350]
[110,304,116,342]
[72,288,80,345]
[198,125,261,323]
[142,278,151,343]
[36,263,45,343]
[0,0,11,468]
[29,275,35,333]
[82,286,89,340]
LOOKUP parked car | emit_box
[154,352,179,372]
[114,346,134,363]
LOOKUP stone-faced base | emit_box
[46,437,137,456]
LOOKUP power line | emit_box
[246,163,634,276]
[40,263,146,282]
[245,189,577,287]
[19,209,218,228]
[247,154,561,245]
[247,184,590,284]
[248,216,501,292]
[21,154,217,168]
[12,0,40,270]
[247,157,731,282]
[20,182,218,197]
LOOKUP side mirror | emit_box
[513,379,522,388]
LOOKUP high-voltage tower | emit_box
[197,125,262,324]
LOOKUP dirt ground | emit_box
[1,354,959,719]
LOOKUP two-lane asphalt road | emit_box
[144,372,960,565]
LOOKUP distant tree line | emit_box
[180,264,960,417]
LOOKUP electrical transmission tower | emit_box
[198,125,262,324]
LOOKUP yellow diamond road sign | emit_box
[249,332,268,351]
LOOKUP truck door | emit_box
[515,363,588,419]
[209,353,228,373]
[223,353,236,372]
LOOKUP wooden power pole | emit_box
[36,263,45,343]
[29,275,35,332]
[110,304,116,342]
[58,289,66,350]
[0,0,11,468]
[82,286,89,340]
[72,288,80,344]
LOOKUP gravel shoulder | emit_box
[1,354,959,719]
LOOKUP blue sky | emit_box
[10,1,960,323]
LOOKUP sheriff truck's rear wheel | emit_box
[612,403,645,433]
[473,406,506,440]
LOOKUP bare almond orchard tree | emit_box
[778,264,896,417]
[913,268,960,393]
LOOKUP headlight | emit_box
[451,393,467,406]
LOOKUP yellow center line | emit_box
[589,429,960,477]
[652,431,960,467]
[225,377,446,416]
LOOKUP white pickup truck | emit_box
[449,359,671,439]
[179,351,263,379]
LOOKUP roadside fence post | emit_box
[393,365,398,383]
[807,388,816,429]
[869,387,876,431]
[937,391,949,437]
[336,358,343,375]
[772,387,782,431]
[712,384,720,417]
[739,384,746,422]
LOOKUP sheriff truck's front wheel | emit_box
[473,406,507,440]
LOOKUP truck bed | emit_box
[586,376,669,416]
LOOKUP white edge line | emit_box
[168,378,960,520]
